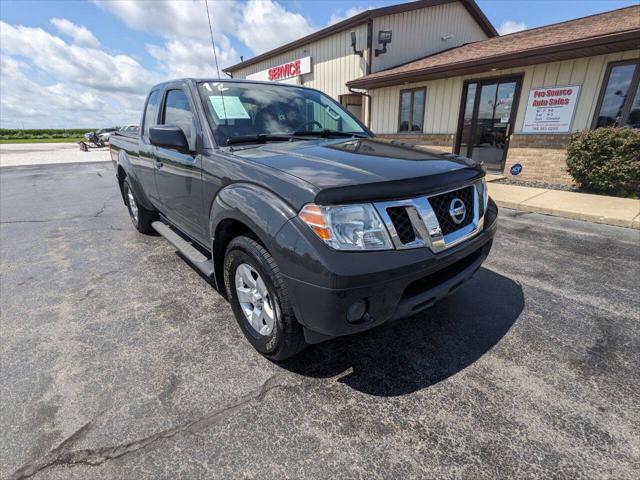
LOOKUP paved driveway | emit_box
[1,162,638,479]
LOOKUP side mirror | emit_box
[149,125,189,151]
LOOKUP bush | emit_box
[566,127,640,197]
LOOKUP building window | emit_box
[593,60,640,128]
[398,88,426,132]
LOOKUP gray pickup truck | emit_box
[109,78,497,360]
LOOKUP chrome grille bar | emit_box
[374,182,485,253]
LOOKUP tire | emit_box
[123,178,156,234]
[224,236,307,361]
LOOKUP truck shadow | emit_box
[281,268,524,397]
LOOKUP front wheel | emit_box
[224,236,307,361]
[123,178,156,234]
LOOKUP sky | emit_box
[0,0,636,129]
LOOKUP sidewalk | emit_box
[487,182,640,230]
[0,142,110,167]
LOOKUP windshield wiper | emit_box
[292,129,368,138]
[226,134,296,146]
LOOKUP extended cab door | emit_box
[133,89,161,204]
[154,88,206,242]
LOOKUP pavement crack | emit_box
[10,373,290,479]
[93,202,106,218]
[0,219,51,224]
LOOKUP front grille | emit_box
[428,186,474,235]
[386,206,416,244]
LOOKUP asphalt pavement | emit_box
[1,162,639,479]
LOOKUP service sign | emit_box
[522,85,581,133]
[246,57,312,83]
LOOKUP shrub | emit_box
[566,127,640,197]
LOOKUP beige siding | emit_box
[371,2,488,73]
[230,1,489,104]
[370,49,640,135]
[231,24,369,101]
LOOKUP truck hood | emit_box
[231,137,484,204]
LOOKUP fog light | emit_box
[346,300,368,323]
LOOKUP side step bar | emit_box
[152,221,215,278]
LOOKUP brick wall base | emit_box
[505,135,574,185]
[379,133,575,185]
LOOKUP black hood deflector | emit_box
[314,168,482,204]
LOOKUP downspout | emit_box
[365,19,373,129]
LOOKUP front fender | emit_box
[209,183,298,248]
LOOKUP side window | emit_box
[142,90,161,139]
[162,89,193,141]
[398,88,426,132]
[593,60,640,129]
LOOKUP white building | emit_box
[225,0,640,183]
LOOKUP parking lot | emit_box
[1,161,639,479]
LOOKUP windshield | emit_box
[197,81,368,145]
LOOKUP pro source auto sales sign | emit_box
[522,85,581,133]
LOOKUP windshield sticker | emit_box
[204,82,229,92]
[209,96,250,120]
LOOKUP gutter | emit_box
[347,28,640,89]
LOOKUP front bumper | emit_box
[274,198,498,343]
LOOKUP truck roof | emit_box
[149,78,316,92]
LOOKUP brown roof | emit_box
[348,5,640,89]
[223,0,496,73]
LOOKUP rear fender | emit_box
[116,150,154,210]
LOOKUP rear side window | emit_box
[162,89,193,140]
[142,90,161,138]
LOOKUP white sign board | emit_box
[246,56,311,82]
[522,85,581,133]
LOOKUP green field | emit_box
[0,128,103,144]
[0,137,85,144]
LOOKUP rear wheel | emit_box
[224,236,307,361]
[123,178,156,234]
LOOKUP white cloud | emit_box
[236,0,314,55]
[94,0,238,41]
[1,56,143,128]
[94,0,241,72]
[147,37,238,78]
[0,21,156,94]
[0,0,320,128]
[328,6,371,26]
[0,21,155,128]
[50,18,101,48]
[498,20,527,35]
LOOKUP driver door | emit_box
[154,88,206,242]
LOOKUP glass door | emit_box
[456,77,521,172]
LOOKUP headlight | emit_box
[476,177,489,216]
[299,203,393,251]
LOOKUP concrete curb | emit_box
[488,183,640,230]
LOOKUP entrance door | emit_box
[456,76,521,171]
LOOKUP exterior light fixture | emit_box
[375,30,392,56]
[350,31,363,57]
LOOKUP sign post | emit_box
[522,85,581,134]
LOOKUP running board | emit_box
[152,221,215,278]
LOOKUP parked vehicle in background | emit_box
[116,124,139,137]
[109,78,498,360]
[84,128,116,143]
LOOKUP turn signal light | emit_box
[299,204,331,240]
